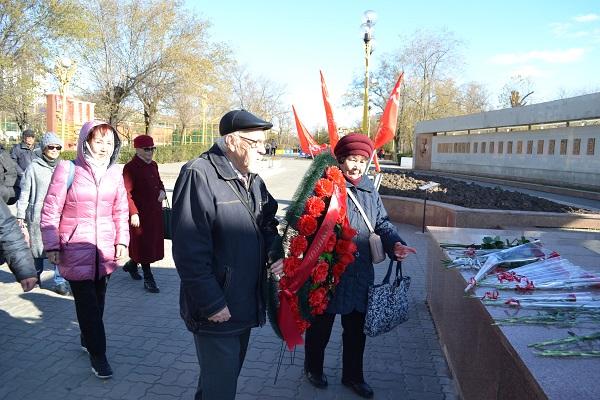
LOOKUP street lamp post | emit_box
[55,57,77,145]
[361,10,376,136]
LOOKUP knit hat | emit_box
[133,135,154,148]
[40,132,62,149]
[219,109,273,136]
[333,133,374,160]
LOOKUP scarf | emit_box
[84,142,111,181]
[344,175,362,187]
[42,154,59,168]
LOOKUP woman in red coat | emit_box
[122,135,166,293]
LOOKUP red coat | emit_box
[123,155,165,264]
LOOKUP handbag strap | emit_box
[346,189,374,233]
[382,259,403,284]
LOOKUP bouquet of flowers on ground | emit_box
[441,236,531,269]
[477,257,600,292]
[464,241,558,292]
[267,152,357,349]
[481,291,600,310]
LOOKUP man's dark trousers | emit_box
[193,329,251,400]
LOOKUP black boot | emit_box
[143,276,160,293]
[123,260,142,280]
[142,264,159,293]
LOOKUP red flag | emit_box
[292,105,328,156]
[320,70,339,148]
[372,154,381,172]
[374,72,404,149]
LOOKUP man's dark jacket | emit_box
[172,144,279,336]
[0,200,36,281]
[0,145,19,204]
[11,142,38,174]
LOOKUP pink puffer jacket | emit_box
[41,121,129,281]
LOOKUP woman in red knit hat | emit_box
[122,135,166,293]
[303,133,417,398]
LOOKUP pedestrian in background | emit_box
[0,200,37,292]
[16,132,70,295]
[0,143,20,205]
[122,134,165,293]
[172,109,283,400]
[11,129,38,174]
[41,121,129,380]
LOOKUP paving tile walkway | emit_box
[0,158,458,400]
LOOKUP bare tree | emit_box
[344,29,466,156]
[229,64,287,122]
[0,0,83,128]
[72,0,221,128]
[498,75,535,108]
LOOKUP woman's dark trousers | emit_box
[68,276,109,356]
[304,310,367,383]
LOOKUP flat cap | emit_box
[219,109,273,136]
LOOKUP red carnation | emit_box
[340,224,357,240]
[304,196,326,218]
[325,166,345,186]
[311,297,329,315]
[297,215,318,236]
[314,178,334,198]
[325,232,337,252]
[332,262,347,282]
[297,318,311,332]
[283,257,302,278]
[311,261,329,284]
[338,252,355,266]
[309,287,328,309]
[336,239,357,255]
[289,235,308,257]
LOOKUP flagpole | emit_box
[360,11,376,136]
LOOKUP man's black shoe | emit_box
[304,369,328,389]
[90,354,113,379]
[342,379,374,399]
[144,276,160,293]
[123,260,142,280]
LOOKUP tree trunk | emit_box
[181,125,187,145]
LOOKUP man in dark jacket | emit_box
[11,129,38,174]
[172,109,283,400]
[0,144,20,205]
[0,200,37,292]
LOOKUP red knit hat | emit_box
[133,135,154,148]
[333,133,374,160]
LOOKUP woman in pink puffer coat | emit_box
[41,121,129,380]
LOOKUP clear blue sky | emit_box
[187,0,600,129]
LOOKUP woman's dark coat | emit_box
[123,155,165,264]
[326,176,405,314]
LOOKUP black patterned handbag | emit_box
[364,259,411,337]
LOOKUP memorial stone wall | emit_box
[414,93,600,190]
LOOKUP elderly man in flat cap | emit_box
[172,109,283,400]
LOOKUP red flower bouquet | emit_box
[272,153,358,349]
